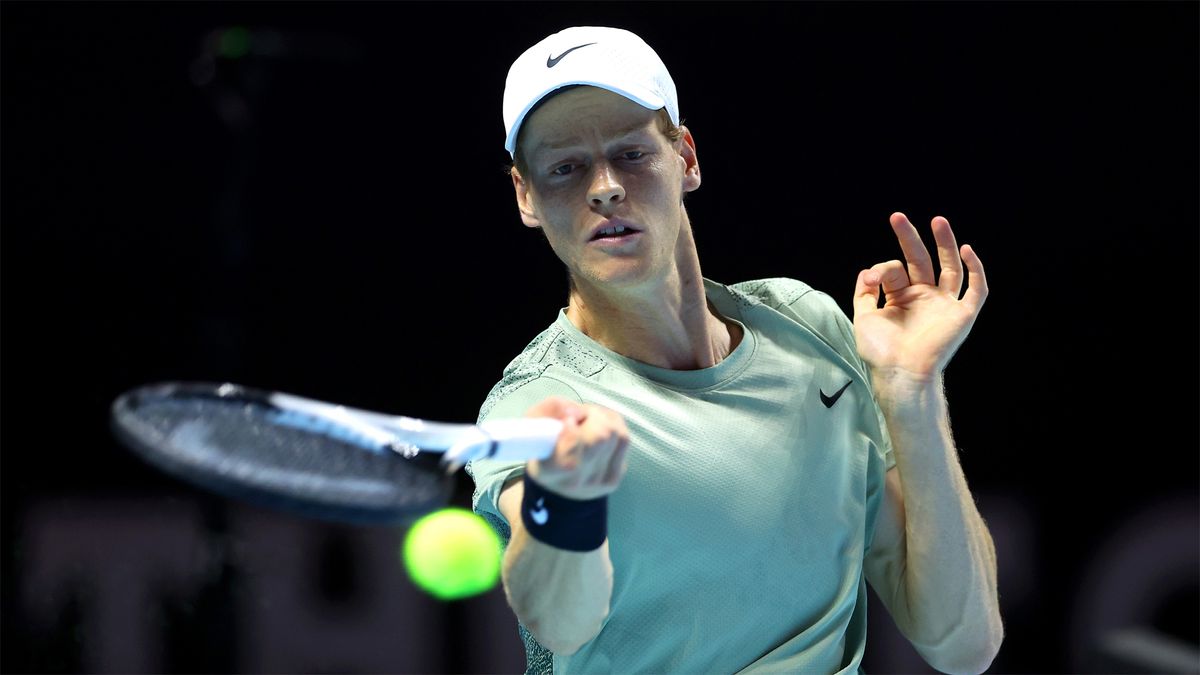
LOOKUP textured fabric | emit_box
[466,277,895,674]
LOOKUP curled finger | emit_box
[872,260,910,297]
[602,434,630,485]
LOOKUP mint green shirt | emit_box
[467,278,895,674]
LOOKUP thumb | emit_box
[853,269,881,319]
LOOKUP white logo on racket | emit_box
[529,498,549,525]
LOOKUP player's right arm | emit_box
[496,396,629,655]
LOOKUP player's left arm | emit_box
[854,212,1003,675]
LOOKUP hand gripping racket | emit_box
[110,381,562,524]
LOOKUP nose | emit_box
[587,163,625,210]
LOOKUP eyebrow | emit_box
[532,120,654,155]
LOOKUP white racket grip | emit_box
[477,417,563,462]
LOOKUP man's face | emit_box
[512,86,700,294]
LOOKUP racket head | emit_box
[111,381,453,525]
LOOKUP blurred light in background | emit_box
[216,26,250,60]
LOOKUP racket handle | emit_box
[477,417,563,461]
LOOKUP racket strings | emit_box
[114,394,449,519]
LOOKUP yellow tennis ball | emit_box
[402,507,501,601]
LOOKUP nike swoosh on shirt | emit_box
[820,380,853,408]
[546,43,596,67]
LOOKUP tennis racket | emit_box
[110,381,562,524]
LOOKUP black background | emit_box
[3,2,1197,673]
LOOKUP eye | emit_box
[620,151,646,161]
[552,163,574,176]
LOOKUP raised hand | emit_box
[852,212,989,383]
[522,396,630,501]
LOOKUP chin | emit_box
[580,262,662,291]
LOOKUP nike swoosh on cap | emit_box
[546,43,596,68]
[820,380,853,408]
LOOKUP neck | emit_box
[565,211,742,370]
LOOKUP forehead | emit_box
[520,87,659,156]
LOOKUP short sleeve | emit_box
[465,376,584,546]
[868,386,897,473]
[784,287,897,473]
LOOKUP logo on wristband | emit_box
[529,498,550,525]
[521,476,607,551]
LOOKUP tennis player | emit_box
[467,26,1002,674]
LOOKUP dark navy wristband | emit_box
[520,474,608,552]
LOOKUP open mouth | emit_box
[590,224,641,241]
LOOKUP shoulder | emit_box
[477,320,604,422]
[722,276,861,369]
[725,277,851,335]
[726,277,819,309]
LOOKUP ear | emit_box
[511,167,542,229]
[678,125,701,193]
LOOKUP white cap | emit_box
[502,26,679,157]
